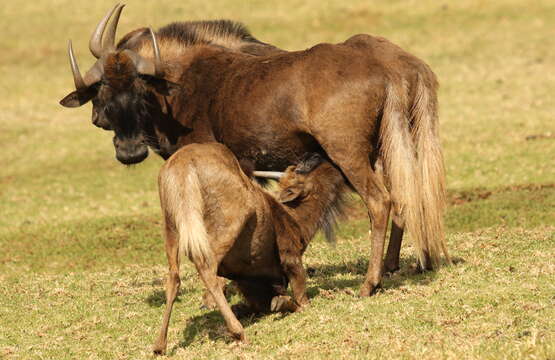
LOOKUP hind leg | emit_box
[201,276,227,310]
[374,157,405,274]
[153,225,181,355]
[384,215,404,274]
[196,262,245,341]
[325,152,390,296]
[309,137,390,296]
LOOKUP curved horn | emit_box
[103,4,125,52]
[252,171,284,180]
[68,40,103,90]
[89,3,120,58]
[68,40,86,91]
[129,28,164,77]
[149,28,164,77]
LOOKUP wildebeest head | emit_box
[59,4,179,165]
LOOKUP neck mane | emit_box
[120,20,283,60]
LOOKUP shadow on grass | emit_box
[306,254,465,297]
[145,288,187,307]
[170,305,294,352]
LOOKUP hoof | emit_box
[270,295,288,312]
[231,331,247,343]
[359,283,381,297]
[383,265,400,275]
[152,345,166,356]
[271,295,303,312]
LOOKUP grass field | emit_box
[1,0,554,358]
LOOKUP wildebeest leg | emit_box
[153,226,181,355]
[314,144,391,296]
[374,157,404,274]
[280,257,309,310]
[360,186,391,296]
[270,271,305,313]
[383,219,404,274]
[275,233,309,310]
[196,263,245,341]
[201,276,227,309]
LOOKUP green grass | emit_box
[1,0,554,358]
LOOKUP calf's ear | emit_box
[59,87,98,108]
[278,185,304,204]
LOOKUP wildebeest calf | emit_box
[153,143,347,354]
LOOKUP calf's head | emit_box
[276,153,341,204]
[59,4,178,165]
[256,153,346,244]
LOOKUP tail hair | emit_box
[411,72,450,267]
[380,74,449,270]
[159,165,213,266]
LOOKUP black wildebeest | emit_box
[154,144,347,353]
[60,4,450,296]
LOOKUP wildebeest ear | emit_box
[59,87,98,108]
[278,185,303,204]
[142,75,181,97]
[295,153,324,174]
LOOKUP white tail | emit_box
[159,165,213,266]
[380,75,449,270]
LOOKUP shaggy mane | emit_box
[124,19,282,61]
[158,20,264,47]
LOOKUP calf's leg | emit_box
[196,262,245,341]
[153,227,181,355]
[279,255,309,309]
[201,276,227,309]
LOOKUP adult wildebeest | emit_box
[59,4,450,296]
[153,143,347,354]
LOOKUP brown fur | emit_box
[103,52,138,90]
[152,144,347,354]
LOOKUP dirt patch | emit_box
[448,183,554,206]
[525,132,554,141]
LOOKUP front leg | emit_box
[280,255,309,309]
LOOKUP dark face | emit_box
[59,4,177,166]
[60,48,180,166]
[94,83,150,165]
